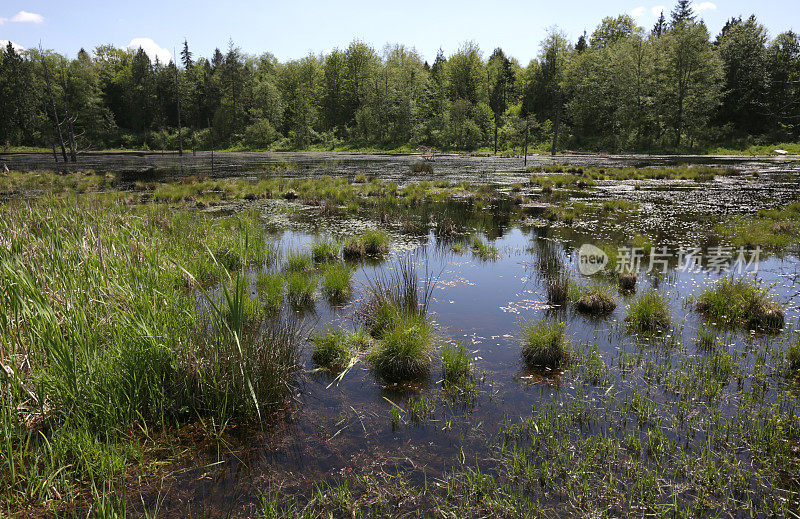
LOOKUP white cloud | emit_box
[631,5,667,19]
[0,40,25,52]
[10,10,44,23]
[126,37,172,64]
[691,1,717,12]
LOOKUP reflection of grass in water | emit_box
[470,235,498,260]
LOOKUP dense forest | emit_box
[1,0,798,155]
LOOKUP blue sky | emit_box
[1,1,797,64]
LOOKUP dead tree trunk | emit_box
[551,90,562,157]
[208,119,214,174]
[523,118,529,167]
[39,49,68,163]
[60,69,77,162]
[175,59,183,156]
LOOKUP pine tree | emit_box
[181,39,193,69]
[653,11,666,37]
[671,0,695,27]
[576,31,588,53]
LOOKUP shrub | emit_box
[696,277,785,331]
[520,321,569,369]
[625,290,670,332]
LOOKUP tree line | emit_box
[1,0,798,157]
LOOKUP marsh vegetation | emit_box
[0,156,799,517]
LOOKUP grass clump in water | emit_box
[569,282,617,315]
[470,235,499,260]
[696,325,719,350]
[286,272,316,309]
[284,250,313,272]
[342,236,366,259]
[788,339,800,378]
[441,341,472,385]
[369,308,433,382]
[256,271,284,312]
[361,229,390,255]
[322,262,354,302]
[310,238,340,263]
[618,271,637,291]
[625,289,670,332]
[312,330,353,370]
[695,277,785,331]
[520,320,569,369]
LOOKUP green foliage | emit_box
[441,341,472,385]
[257,271,285,312]
[286,272,316,309]
[369,307,433,382]
[311,238,341,263]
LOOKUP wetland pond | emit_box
[3,151,800,516]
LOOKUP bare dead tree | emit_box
[174,50,183,156]
[59,67,77,162]
[39,45,68,163]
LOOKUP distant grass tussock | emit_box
[568,282,617,315]
[441,341,472,385]
[311,238,341,263]
[322,262,354,302]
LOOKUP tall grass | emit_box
[0,195,300,509]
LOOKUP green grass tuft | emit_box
[441,341,472,385]
[520,320,569,369]
[284,250,313,272]
[286,272,316,309]
[625,290,670,332]
[322,262,354,302]
[310,239,341,263]
[696,277,785,331]
[256,271,284,313]
[369,307,433,382]
[312,330,353,370]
